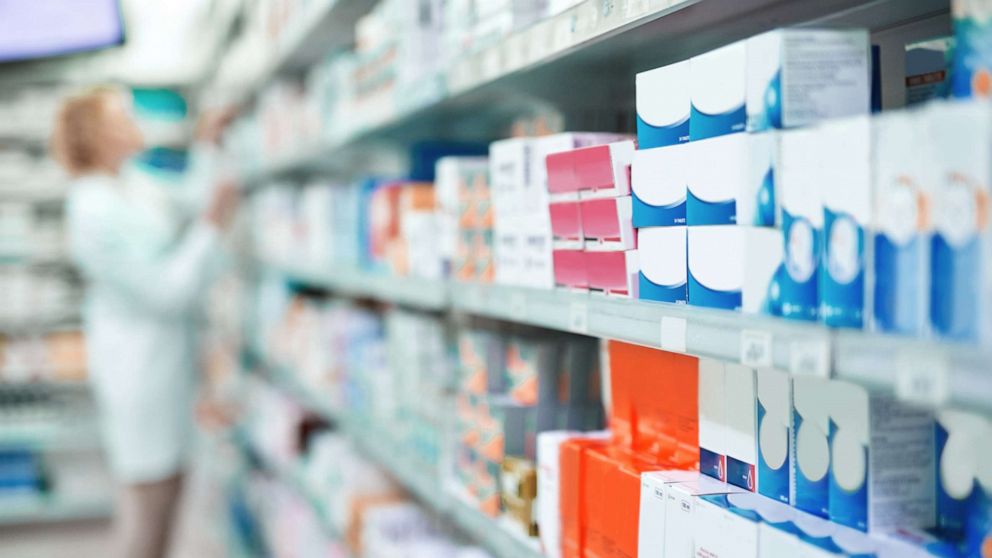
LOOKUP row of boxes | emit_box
[537,341,990,557]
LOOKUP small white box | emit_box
[687,133,749,226]
[777,127,825,321]
[791,376,832,518]
[637,226,688,304]
[663,476,746,558]
[817,116,872,329]
[690,40,747,140]
[537,431,573,558]
[694,493,760,558]
[870,110,934,336]
[632,143,690,228]
[489,137,532,218]
[746,131,780,227]
[637,470,701,558]
[520,220,555,290]
[746,29,871,131]
[636,60,691,148]
[687,226,783,313]
[757,368,793,505]
[699,358,728,482]
[725,363,758,492]
[926,99,992,344]
[827,381,935,532]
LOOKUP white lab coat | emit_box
[66,152,220,483]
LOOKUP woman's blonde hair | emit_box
[50,86,121,176]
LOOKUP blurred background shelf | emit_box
[0,496,112,527]
[240,0,948,185]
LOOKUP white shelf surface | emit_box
[273,261,449,311]
[256,365,545,558]
[240,0,947,185]
[263,261,992,415]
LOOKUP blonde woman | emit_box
[51,87,237,558]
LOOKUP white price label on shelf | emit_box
[896,352,950,407]
[789,338,831,378]
[740,330,773,368]
[509,292,527,321]
[660,317,687,353]
[569,302,588,334]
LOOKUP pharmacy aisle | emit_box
[1,0,992,557]
[213,0,992,556]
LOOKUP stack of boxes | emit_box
[633,28,872,319]
[436,157,496,283]
[545,137,639,296]
[453,328,604,536]
[555,341,706,558]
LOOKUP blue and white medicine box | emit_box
[934,409,992,540]
[827,382,935,533]
[757,368,792,505]
[690,40,747,141]
[870,110,933,336]
[776,127,824,322]
[632,144,689,227]
[927,99,992,344]
[951,0,992,99]
[687,132,779,227]
[638,226,688,303]
[746,29,871,132]
[636,60,691,149]
[792,376,832,519]
[818,116,871,330]
[687,226,782,313]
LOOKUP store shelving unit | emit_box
[223,0,377,107]
[241,0,948,186]
[255,362,544,558]
[262,259,992,416]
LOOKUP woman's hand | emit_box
[204,180,240,230]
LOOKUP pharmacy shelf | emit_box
[0,495,112,526]
[235,433,346,545]
[262,259,992,415]
[254,362,545,558]
[269,260,449,311]
[226,0,376,106]
[240,0,947,185]
[0,315,82,336]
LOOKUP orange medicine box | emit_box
[607,341,699,468]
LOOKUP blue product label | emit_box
[748,71,783,132]
[727,456,756,492]
[951,18,992,99]
[638,273,687,303]
[632,192,686,228]
[965,483,991,558]
[757,403,790,504]
[686,187,737,226]
[688,269,742,310]
[701,447,727,482]
[828,419,869,532]
[778,210,820,321]
[636,113,690,149]
[873,233,924,335]
[931,233,980,341]
[793,410,830,519]
[820,208,865,329]
[935,421,971,540]
[754,165,777,227]
[690,104,746,141]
